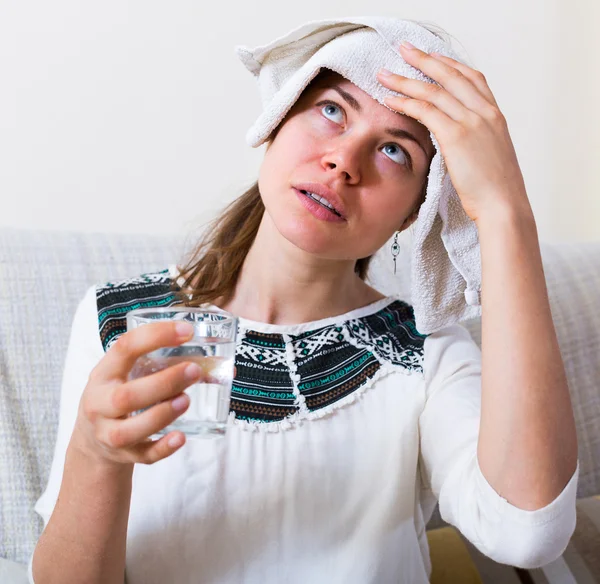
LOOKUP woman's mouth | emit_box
[298,189,342,217]
[293,188,346,223]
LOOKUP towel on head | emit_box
[235,16,482,335]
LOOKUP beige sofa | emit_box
[0,226,598,583]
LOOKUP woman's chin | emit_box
[265,205,364,259]
[276,221,347,258]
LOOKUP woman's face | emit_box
[258,70,435,261]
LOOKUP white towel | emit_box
[235,16,482,335]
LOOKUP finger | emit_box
[97,392,191,449]
[378,71,468,123]
[383,92,459,145]
[131,431,187,465]
[395,43,497,115]
[98,360,203,418]
[430,52,499,107]
[95,320,195,382]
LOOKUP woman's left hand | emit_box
[377,42,532,224]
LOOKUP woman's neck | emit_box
[214,218,385,326]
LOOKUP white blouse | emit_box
[29,266,579,584]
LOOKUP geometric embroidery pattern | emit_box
[232,330,296,423]
[295,335,381,412]
[96,269,429,425]
[97,269,183,351]
[346,301,426,375]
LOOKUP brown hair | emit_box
[173,21,448,308]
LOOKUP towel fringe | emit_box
[464,288,481,306]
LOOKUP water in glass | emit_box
[129,338,235,436]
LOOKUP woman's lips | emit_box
[293,188,346,223]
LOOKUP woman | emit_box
[29,19,579,584]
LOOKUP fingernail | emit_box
[168,434,184,448]
[401,41,416,50]
[172,393,189,412]
[176,322,194,338]
[379,68,393,76]
[184,363,201,381]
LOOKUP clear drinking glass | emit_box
[126,307,238,437]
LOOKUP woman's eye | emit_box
[381,143,411,168]
[320,102,344,124]
[318,101,412,170]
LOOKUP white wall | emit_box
[1,0,598,242]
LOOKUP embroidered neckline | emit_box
[97,267,429,432]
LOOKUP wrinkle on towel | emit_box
[236,16,482,335]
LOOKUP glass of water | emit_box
[126,307,238,438]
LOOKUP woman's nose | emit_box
[320,141,362,184]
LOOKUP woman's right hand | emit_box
[70,321,203,467]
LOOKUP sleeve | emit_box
[418,323,579,569]
[28,284,106,584]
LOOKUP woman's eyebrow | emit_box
[329,85,430,160]
[330,85,362,113]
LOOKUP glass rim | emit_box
[126,305,237,325]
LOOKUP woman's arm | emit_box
[475,201,578,509]
[30,286,132,584]
[31,442,133,584]
[30,284,197,583]
[381,42,579,565]
[379,45,578,502]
